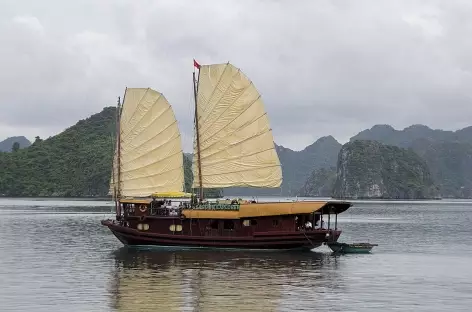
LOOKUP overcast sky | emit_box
[1,0,472,151]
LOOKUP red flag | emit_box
[193,59,201,69]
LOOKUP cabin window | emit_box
[223,220,234,230]
[210,220,219,230]
[137,223,149,231]
[242,220,250,227]
[250,219,257,226]
[169,224,182,232]
[272,219,279,227]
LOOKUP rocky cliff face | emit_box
[298,167,336,197]
[332,140,440,199]
[349,124,472,198]
[275,136,341,195]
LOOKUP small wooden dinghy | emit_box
[326,242,378,254]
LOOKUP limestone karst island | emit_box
[2,109,471,200]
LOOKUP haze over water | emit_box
[0,198,471,311]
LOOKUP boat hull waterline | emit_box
[102,219,341,251]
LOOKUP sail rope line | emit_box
[197,73,253,139]
[119,90,165,142]
[195,63,231,127]
[119,106,175,150]
[195,130,273,164]
[200,164,281,177]
[119,88,149,132]
[197,109,266,155]
[303,232,318,249]
[195,145,279,169]
[120,129,180,166]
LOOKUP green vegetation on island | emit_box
[331,140,440,199]
[0,107,117,197]
[3,107,472,199]
[350,124,472,198]
[0,107,220,198]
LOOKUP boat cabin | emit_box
[116,197,350,239]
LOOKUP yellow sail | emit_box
[110,88,184,197]
[192,63,282,189]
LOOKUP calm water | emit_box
[1,198,472,311]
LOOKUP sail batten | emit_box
[198,94,260,143]
[194,129,272,164]
[120,166,183,183]
[110,87,184,197]
[120,126,180,166]
[120,101,171,143]
[121,150,183,177]
[192,63,282,189]
[200,164,281,177]
[197,64,231,122]
[196,112,268,155]
[197,70,248,132]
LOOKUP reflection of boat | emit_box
[109,248,343,311]
[101,61,352,250]
[326,242,378,254]
[112,246,336,268]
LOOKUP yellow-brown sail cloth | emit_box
[110,88,184,197]
[192,63,282,189]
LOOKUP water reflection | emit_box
[109,248,345,311]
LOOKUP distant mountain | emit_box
[410,139,472,198]
[221,136,342,197]
[298,167,337,197]
[349,124,472,198]
[332,140,440,199]
[276,136,341,196]
[7,110,472,199]
[0,136,31,152]
[351,124,472,147]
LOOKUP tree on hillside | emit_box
[11,142,20,152]
[33,136,42,145]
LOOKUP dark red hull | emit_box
[101,219,341,250]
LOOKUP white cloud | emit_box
[1,0,472,150]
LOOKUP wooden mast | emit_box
[115,95,122,219]
[193,66,204,203]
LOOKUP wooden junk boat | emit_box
[101,60,352,250]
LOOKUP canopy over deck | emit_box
[117,199,351,219]
[181,201,351,219]
[151,191,194,198]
